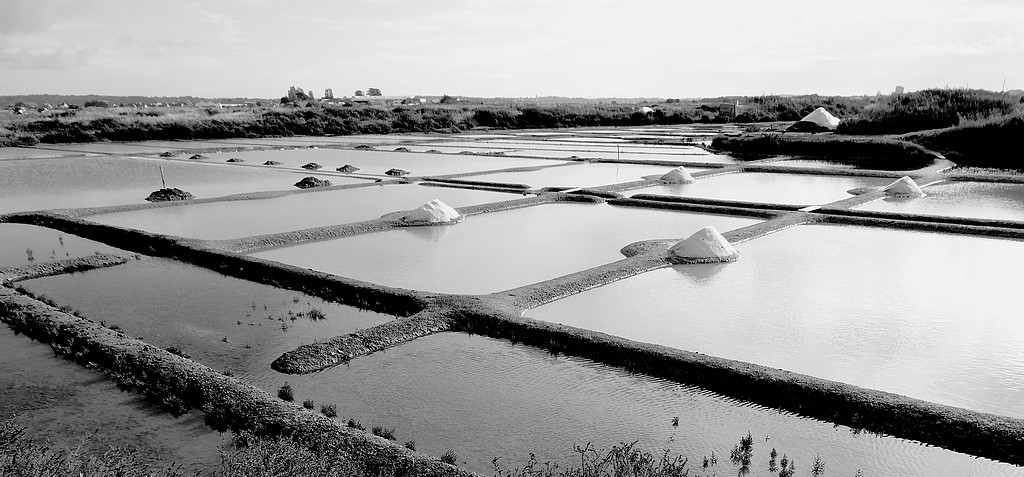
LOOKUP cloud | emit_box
[190,3,244,44]
[0,41,97,69]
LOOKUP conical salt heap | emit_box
[668,226,739,264]
[659,166,696,184]
[395,199,462,224]
[883,176,924,197]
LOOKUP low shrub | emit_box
[302,399,315,410]
[277,383,294,402]
[371,426,396,440]
[320,404,337,418]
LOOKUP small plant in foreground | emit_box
[778,453,795,477]
[811,453,826,477]
[302,399,315,410]
[440,449,458,466]
[277,383,294,402]
[404,439,416,451]
[769,447,778,472]
[321,404,337,418]
[730,431,754,475]
[346,418,364,430]
[371,426,396,440]
[306,307,326,321]
[165,346,190,359]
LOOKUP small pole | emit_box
[159,166,167,189]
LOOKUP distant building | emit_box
[718,100,744,118]
[894,86,905,95]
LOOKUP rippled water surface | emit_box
[197,148,557,176]
[252,204,761,294]
[857,180,1024,221]
[0,156,341,213]
[0,223,124,268]
[530,225,1024,417]
[0,326,225,473]
[89,184,518,239]
[636,172,892,205]
[20,257,393,378]
[467,162,702,188]
[238,332,1024,476]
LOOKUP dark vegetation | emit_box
[715,89,1023,167]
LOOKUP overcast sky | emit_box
[2,0,1022,99]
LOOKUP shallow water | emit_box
[529,225,1024,417]
[89,184,518,240]
[636,172,892,205]
[197,148,558,177]
[0,147,74,160]
[266,333,1019,476]
[19,257,393,379]
[0,326,226,473]
[857,180,1024,222]
[0,223,125,268]
[0,156,347,214]
[252,204,759,294]
[466,162,705,189]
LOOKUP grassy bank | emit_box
[901,111,1024,167]
[710,133,936,165]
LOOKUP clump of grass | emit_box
[165,346,190,359]
[371,426,396,441]
[321,404,337,418]
[404,440,416,451]
[277,383,294,402]
[729,431,754,475]
[0,418,186,476]
[306,307,326,321]
[440,449,458,466]
[302,399,315,410]
[778,453,795,477]
[346,419,364,430]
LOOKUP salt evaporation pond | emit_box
[0,156,352,214]
[260,333,1018,476]
[252,204,759,294]
[857,180,1024,222]
[19,256,393,380]
[0,326,225,473]
[200,148,560,176]
[466,162,706,189]
[636,172,892,205]
[89,184,518,240]
[0,223,124,268]
[0,147,74,160]
[529,225,1024,417]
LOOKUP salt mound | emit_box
[294,176,332,189]
[336,164,360,173]
[301,162,322,170]
[145,188,193,202]
[883,176,924,197]
[668,226,738,264]
[396,199,462,224]
[385,168,411,176]
[659,167,696,183]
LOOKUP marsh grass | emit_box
[370,426,395,441]
[440,449,458,466]
[277,383,294,402]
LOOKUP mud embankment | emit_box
[0,287,474,477]
[0,253,133,284]
[2,213,428,317]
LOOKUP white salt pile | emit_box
[392,199,462,224]
[883,176,924,197]
[668,226,739,263]
[659,166,696,184]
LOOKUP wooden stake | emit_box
[160,166,167,189]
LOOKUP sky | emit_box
[1,0,1022,99]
